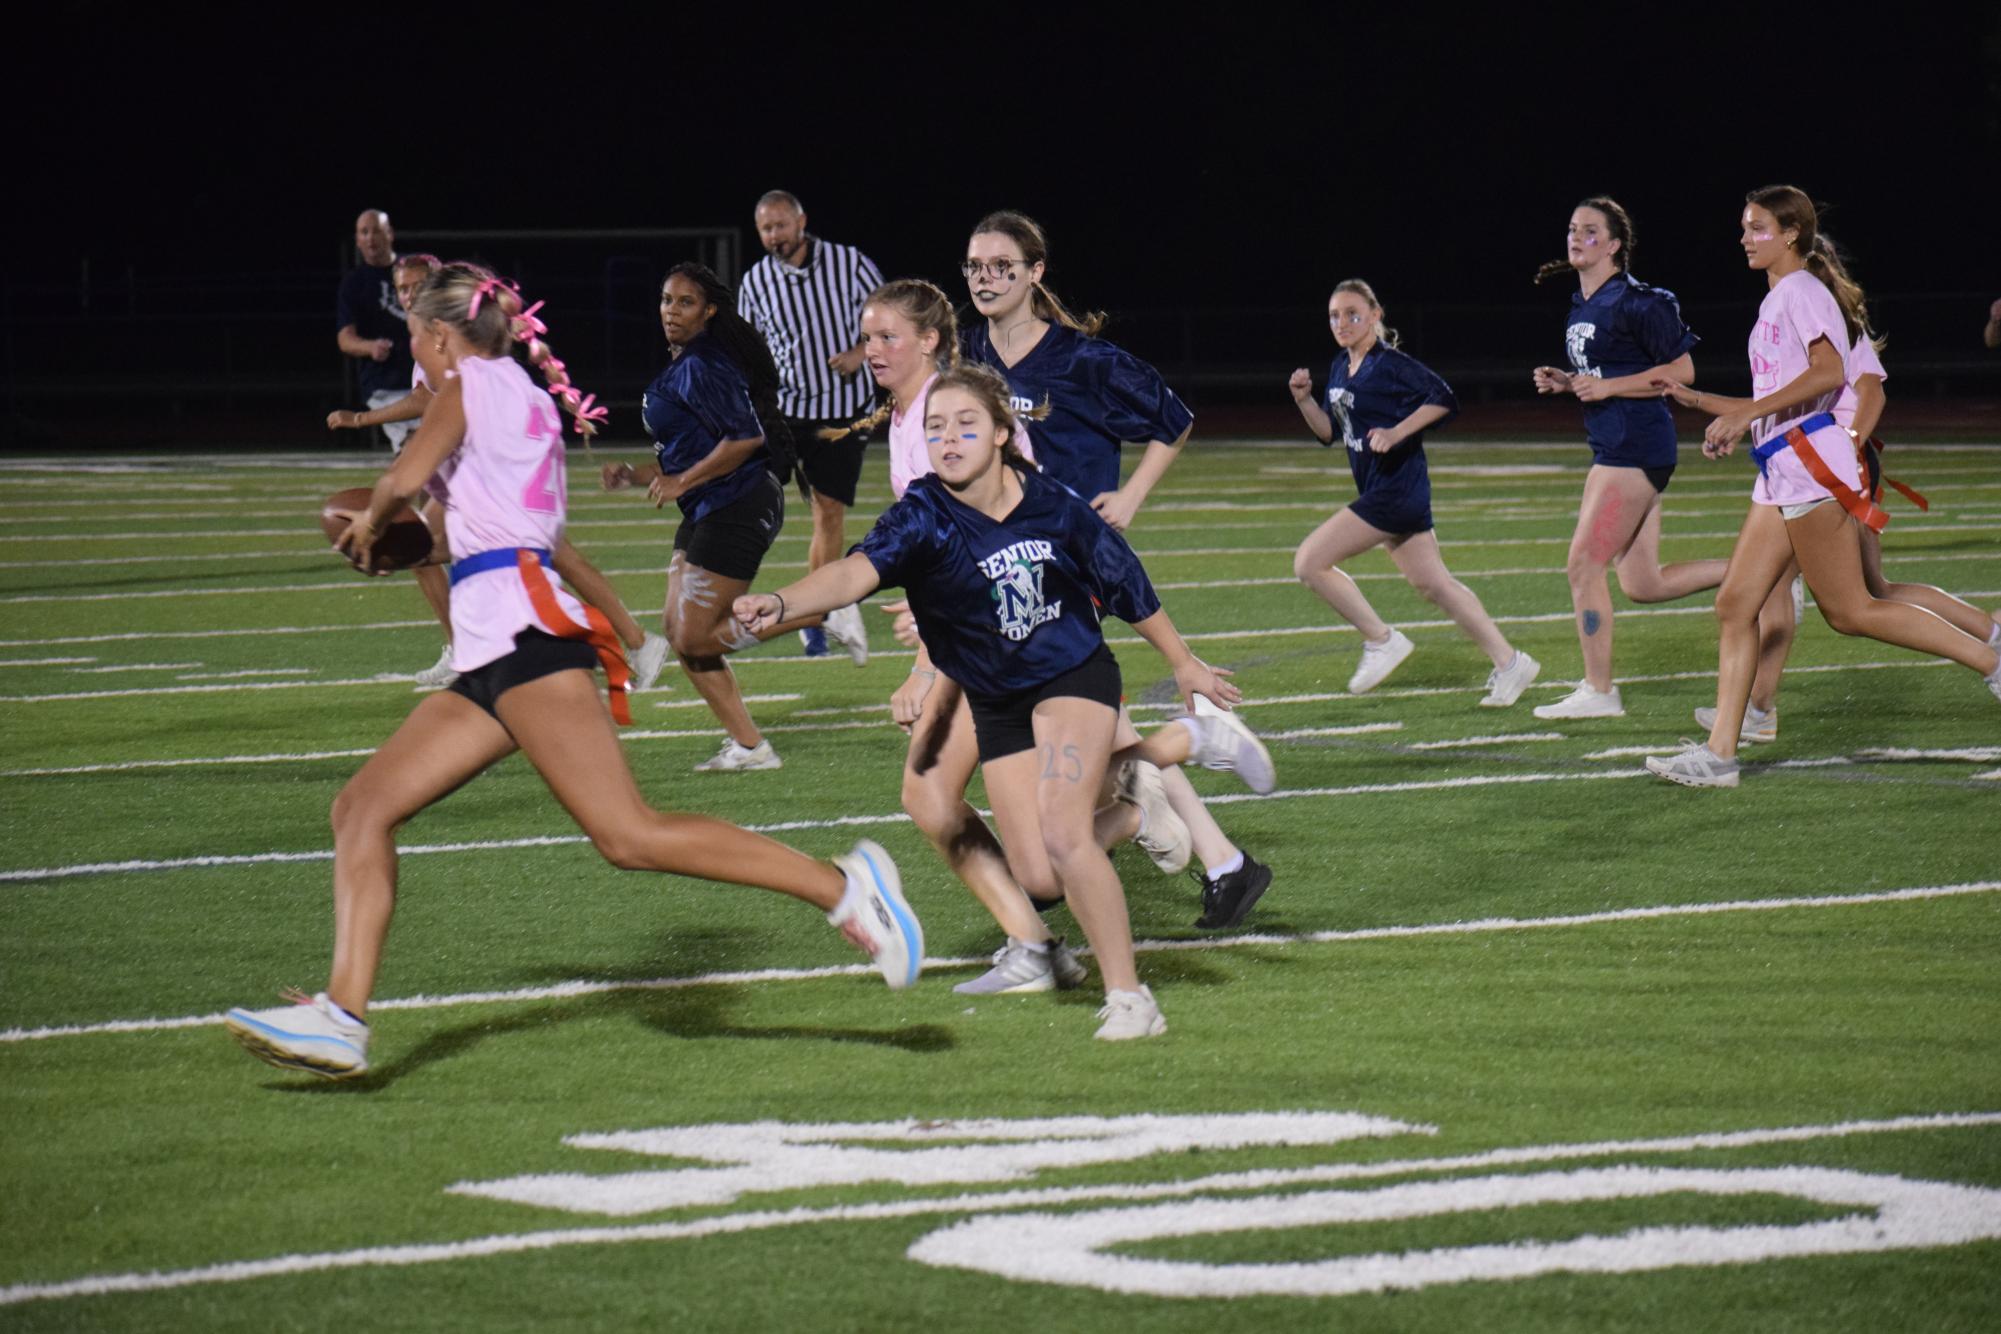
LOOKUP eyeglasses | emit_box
[1329,312,1371,326]
[961,258,1026,281]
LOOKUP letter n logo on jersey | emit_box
[991,558,1046,642]
[1566,322,1599,375]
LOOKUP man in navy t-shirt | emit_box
[336,209,415,448]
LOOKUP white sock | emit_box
[1205,852,1245,883]
[1986,622,2001,648]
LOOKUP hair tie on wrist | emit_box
[773,593,786,626]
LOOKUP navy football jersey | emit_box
[962,322,1193,499]
[641,331,771,521]
[1321,343,1458,527]
[857,466,1161,699]
[1563,275,1699,469]
[336,263,414,398]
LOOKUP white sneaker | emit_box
[1645,740,1741,789]
[1185,709,1276,795]
[829,839,923,990]
[823,603,870,667]
[1533,683,1624,720]
[1480,651,1541,707]
[1348,628,1414,693]
[1116,759,1191,874]
[954,938,1061,994]
[413,645,458,689]
[1986,657,2001,704]
[630,632,671,693]
[1094,985,1167,1041]
[1694,704,1778,744]
[1791,575,1806,626]
[693,739,782,772]
[225,992,369,1078]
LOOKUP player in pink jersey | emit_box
[1646,188,2001,788]
[1677,321,2001,745]
[224,263,923,1079]
[325,254,668,692]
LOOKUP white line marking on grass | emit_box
[1853,747,2001,762]
[1584,745,1684,759]
[1259,723,1405,741]
[174,668,318,680]
[3,769,1649,883]
[1406,733,1566,749]
[0,619,438,649]
[2,748,382,777]
[0,674,420,703]
[3,1111,1996,1307]
[5,882,1996,1043]
[0,656,94,666]
[68,662,204,674]
[0,549,331,568]
[1976,768,2001,781]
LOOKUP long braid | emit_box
[1535,196,1636,285]
[408,262,606,436]
[664,262,795,471]
[821,279,961,442]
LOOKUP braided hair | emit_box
[821,279,960,443]
[407,262,605,435]
[663,261,795,476]
[1536,196,1636,285]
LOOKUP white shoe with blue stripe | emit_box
[225,991,369,1078]
[829,840,923,990]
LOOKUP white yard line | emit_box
[6,881,1995,1044]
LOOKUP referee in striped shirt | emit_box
[738,189,883,660]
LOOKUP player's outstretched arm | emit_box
[1578,353,1695,402]
[734,552,883,635]
[327,385,434,431]
[337,379,467,569]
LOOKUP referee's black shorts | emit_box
[786,415,868,508]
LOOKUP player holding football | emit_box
[224,262,923,1079]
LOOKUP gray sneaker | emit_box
[954,938,1061,995]
[413,644,459,689]
[1694,704,1778,744]
[694,739,782,772]
[1645,741,1741,789]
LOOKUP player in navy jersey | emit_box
[735,366,1274,1040]
[602,264,828,772]
[1530,197,1730,720]
[1287,279,1539,704]
[960,210,1273,929]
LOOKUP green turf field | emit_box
[3,440,1998,1330]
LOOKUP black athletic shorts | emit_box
[1642,464,1676,493]
[448,628,597,719]
[673,468,784,582]
[788,415,868,507]
[964,644,1124,763]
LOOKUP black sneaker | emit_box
[1192,853,1272,929]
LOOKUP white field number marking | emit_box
[450,1112,1429,1215]
[906,1165,2001,1298]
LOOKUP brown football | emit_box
[319,487,435,573]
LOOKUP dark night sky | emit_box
[12,7,2001,378]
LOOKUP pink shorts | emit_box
[1750,418,1861,510]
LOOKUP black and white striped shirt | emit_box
[738,235,884,420]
